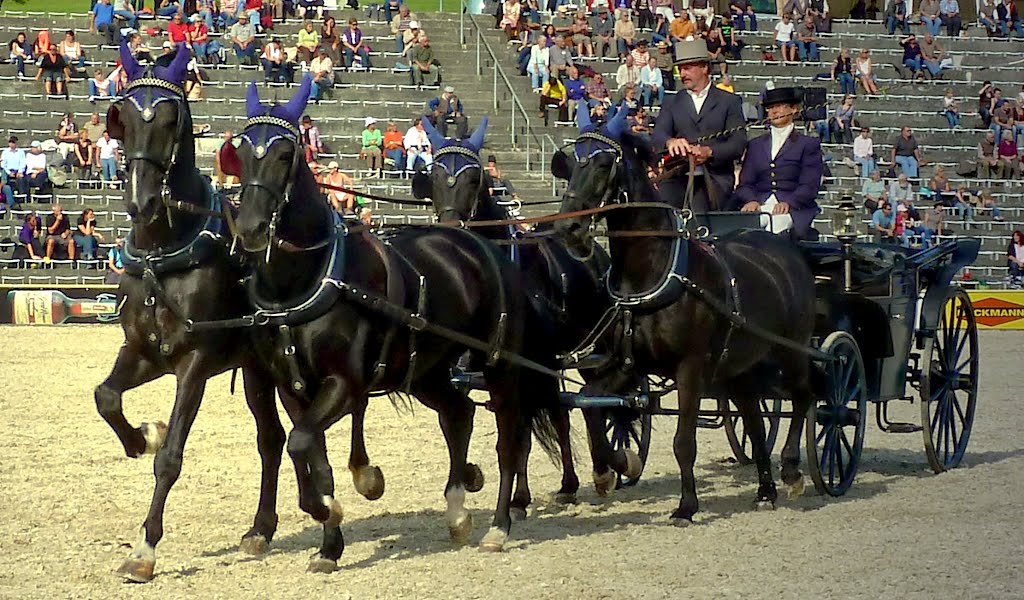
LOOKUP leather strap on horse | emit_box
[363,231,407,390]
[317,181,434,207]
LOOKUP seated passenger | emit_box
[730,86,822,239]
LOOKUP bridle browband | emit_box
[432,144,486,222]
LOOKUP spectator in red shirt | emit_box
[167,12,190,44]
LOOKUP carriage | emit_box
[546,205,981,497]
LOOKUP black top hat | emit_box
[762,87,802,107]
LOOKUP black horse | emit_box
[552,108,818,523]
[411,120,644,502]
[226,78,562,569]
[96,43,286,582]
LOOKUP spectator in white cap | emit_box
[155,41,176,68]
[321,160,357,213]
[391,5,419,53]
[360,117,383,175]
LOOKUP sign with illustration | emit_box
[4,288,120,325]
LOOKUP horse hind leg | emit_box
[780,356,813,499]
[95,346,164,458]
[727,383,778,510]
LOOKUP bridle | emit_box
[561,131,628,258]
[238,114,330,262]
[120,76,189,225]
[432,144,485,223]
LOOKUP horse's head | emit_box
[107,42,191,225]
[552,106,632,258]
[411,117,489,222]
[227,77,312,253]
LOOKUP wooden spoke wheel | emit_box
[605,377,653,488]
[806,331,867,497]
[721,398,783,465]
[920,288,978,473]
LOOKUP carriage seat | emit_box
[798,241,909,295]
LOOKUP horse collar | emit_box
[608,210,690,313]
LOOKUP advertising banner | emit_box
[1,286,120,325]
[966,290,1024,330]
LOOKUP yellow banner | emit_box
[967,290,1024,329]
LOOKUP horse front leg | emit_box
[238,365,286,556]
[94,344,165,458]
[670,358,702,525]
[347,394,386,501]
[116,352,209,583]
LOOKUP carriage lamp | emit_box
[831,195,861,292]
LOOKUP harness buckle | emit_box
[408,313,428,331]
[144,296,156,307]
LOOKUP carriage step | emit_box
[559,391,648,410]
[883,422,923,434]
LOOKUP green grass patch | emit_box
[3,0,460,14]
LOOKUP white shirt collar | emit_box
[769,123,795,159]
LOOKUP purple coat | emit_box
[730,130,823,238]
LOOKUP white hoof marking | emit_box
[786,476,806,500]
[623,448,643,479]
[479,527,508,552]
[141,422,168,454]
[593,469,617,497]
[323,495,344,528]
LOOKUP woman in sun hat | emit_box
[360,116,383,174]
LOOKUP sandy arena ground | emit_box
[0,325,1021,600]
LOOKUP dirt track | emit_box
[0,325,1021,600]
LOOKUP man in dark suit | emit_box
[652,39,746,214]
[730,86,823,240]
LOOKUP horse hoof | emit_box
[141,421,168,455]
[307,556,337,574]
[479,528,508,553]
[323,497,344,529]
[593,469,617,497]
[352,465,385,501]
[239,534,270,556]
[552,492,578,505]
[116,557,155,583]
[463,463,485,493]
[623,448,643,479]
[786,476,806,500]
[510,506,528,522]
[754,499,776,512]
[448,513,473,545]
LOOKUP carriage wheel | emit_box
[721,398,783,465]
[920,288,978,473]
[605,377,653,488]
[806,331,867,497]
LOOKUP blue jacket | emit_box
[428,95,464,116]
[730,130,822,238]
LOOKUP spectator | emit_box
[590,6,615,57]
[991,96,1015,142]
[500,0,524,40]
[795,16,819,62]
[784,0,809,21]
[885,0,910,33]
[899,202,932,248]
[586,72,612,108]
[730,0,758,30]
[614,9,637,56]
[653,0,675,21]
[639,56,664,106]
[428,86,469,139]
[392,8,419,54]
[308,47,334,102]
[899,34,924,81]
[977,130,1000,178]
[55,113,78,167]
[296,0,325,20]
[1014,101,1024,145]
[552,5,573,35]
[220,0,241,28]
[871,201,896,243]
[978,0,1000,35]
[1,136,28,199]
[96,131,120,188]
[155,0,184,18]
[950,185,977,226]
[925,164,953,203]
[155,41,176,69]
[404,117,433,172]
[919,34,946,78]
[808,0,832,30]
[195,0,217,31]
[25,142,49,200]
[718,20,746,61]
[184,52,206,100]
[127,32,153,64]
[18,213,44,260]
[539,75,568,122]
[715,73,735,93]
[343,18,371,68]
[920,0,942,36]
[296,20,320,64]
[230,13,257,65]
[527,35,549,92]
[774,13,798,62]
[106,235,126,284]
[635,0,655,30]
[922,201,945,241]
[978,81,996,128]
[996,0,1024,37]
[70,130,95,179]
[91,0,120,47]
[1008,230,1024,287]
[942,88,961,128]
[213,131,237,188]
[615,54,641,92]
[45,204,76,261]
[32,30,51,59]
[35,43,70,99]
[939,0,962,36]
[260,38,291,83]
[861,169,887,211]
[654,40,674,92]
[485,154,517,197]
[410,35,440,86]
[889,172,915,205]
[74,207,105,260]
[831,48,855,96]
[300,115,323,163]
[853,126,876,178]
[9,32,34,79]
[189,13,219,65]
[891,126,922,178]
[112,0,139,31]
[319,17,341,65]
[564,65,587,120]
[973,187,1003,221]
[382,121,405,174]
[705,26,727,70]
[549,35,574,79]
[321,161,357,213]
[571,9,593,57]
[830,94,855,143]
[168,12,190,45]
[88,66,122,103]
[83,112,106,169]
[996,130,1019,178]
[359,117,383,174]
[59,30,85,74]
[855,48,880,96]
[669,11,695,42]
[620,83,640,111]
